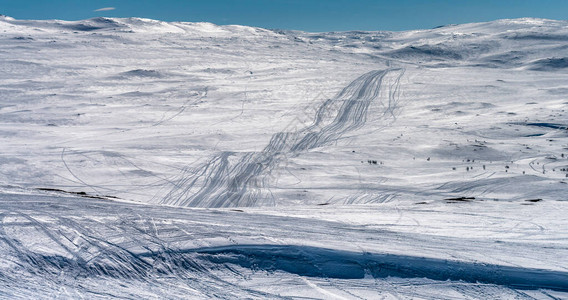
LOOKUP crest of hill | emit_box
[0,15,278,37]
[1,15,566,70]
[1,15,566,36]
[286,17,568,69]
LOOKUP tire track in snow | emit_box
[161,68,404,207]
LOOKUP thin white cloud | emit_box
[94,7,116,12]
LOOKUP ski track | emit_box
[1,193,566,298]
[161,68,404,207]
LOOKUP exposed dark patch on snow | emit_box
[119,69,164,78]
[503,33,568,41]
[530,57,568,71]
[387,44,463,60]
[201,68,236,74]
[522,122,568,130]
[61,23,103,32]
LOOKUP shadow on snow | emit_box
[186,244,566,291]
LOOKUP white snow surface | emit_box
[0,16,567,299]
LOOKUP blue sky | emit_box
[1,0,567,31]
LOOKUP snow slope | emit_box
[0,16,567,298]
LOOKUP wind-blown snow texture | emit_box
[0,16,567,299]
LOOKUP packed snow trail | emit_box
[161,68,404,207]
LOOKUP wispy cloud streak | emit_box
[94,7,116,12]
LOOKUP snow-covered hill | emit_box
[0,16,567,298]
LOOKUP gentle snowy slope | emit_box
[1,188,567,298]
[0,16,566,206]
[0,16,567,299]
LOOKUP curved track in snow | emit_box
[1,192,566,298]
[161,68,404,207]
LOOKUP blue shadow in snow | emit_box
[191,244,568,292]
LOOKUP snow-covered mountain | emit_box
[0,16,567,298]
